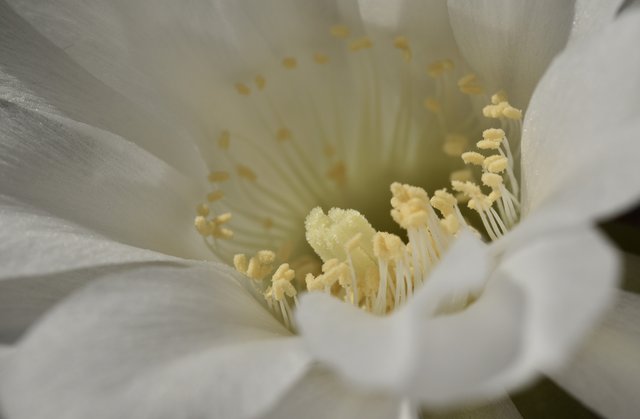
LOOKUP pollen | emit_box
[255,75,266,90]
[349,37,373,52]
[330,24,350,39]
[236,165,257,181]
[234,83,251,96]
[276,127,292,142]
[427,59,454,78]
[461,151,485,166]
[313,52,330,64]
[208,171,230,183]
[282,57,298,69]
[458,73,484,95]
[393,36,412,62]
[218,130,231,150]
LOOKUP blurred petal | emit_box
[569,0,628,44]
[550,291,640,419]
[264,368,400,419]
[0,1,206,178]
[447,0,573,107]
[0,264,311,419]
[0,102,208,260]
[514,8,640,244]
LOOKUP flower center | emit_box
[192,24,523,328]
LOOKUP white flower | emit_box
[1,1,640,418]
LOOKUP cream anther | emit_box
[206,191,224,202]
[427,59,454,78]
[196,203,210,217]
[503,106,522,120]
[482,173,503,189]
[241,250,276,281]
[349,37,373,52]
[430,189,457,216]
[326,161,347,185]
[491,91,508,104]
[450,168,473,182]
[393,36,412,62]
[477,139,501,150]
[423,97,442,113]
[234,83,251,96]
[237,165,257,181]
[390,183,431,229]
[443,134,468,156]
[208,171,230,183]
[276,127,292,142]
[194,216,212,236]
[461,151,485,166]
[282,57,298,69]
[330,24,350,39]
[271,263,297,301]
[484,155,508,173]
[373,232,404,261]
[233,254,248,274]
[458,73,484,95]
[483,128,505,141]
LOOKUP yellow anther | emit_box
[393,36,412,62]
[276,127,292,142]
[305,273,324,292]
[194,216,212,236]
[443,134,468,157]
[245,250,276,281]
[483,104,505,119]
[330,24,350,39]
[488,189,502,204]
[503,106,522,120]
[482,128,505,141]
[427,59,454,77]
[234,83,251,96]
[458,73,484,95]
[212,227,234,239]
[323,144,336,158]
[461,151,485,166]
[452,180,482,196]
[255,75,266,90]
[484,155,508,173]
[313,52,330,65]
[491,90,508,105]
[207,190,224,202]
[450,168,473,182]
[327,161,347,185]
[441,214,460,235]
[373,232,404,261]
[423,97,442,113]
[272,265,297,301]
[262,217,274,229]
[208,171,230,183]
[282,57,297,69]
[476,139,501,150]
[218,130,231,150]
[213,212,232,225]
[237,165,257,181]
[196,203,210,217]
[431,189,457,216]
[482,173,503,189]
[349,37,373,52]
[390,183,431,229]
[233,254,248,274]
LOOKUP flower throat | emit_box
[192,24,523,328]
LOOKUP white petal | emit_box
[447,0,574,107]
[495,228,619,382]
[569,0,628,44]
[0,3,206,178]
[297,233,527,406]
[263,367,401,419]
[0,264,311,419]
[0,103,209,260]
[517,8,640,241]
[550,291,640,419]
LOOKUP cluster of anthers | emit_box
[192,24,523,328]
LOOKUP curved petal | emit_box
[516,8,640,243]
[447,0,574,108]
[263,367,400,419]
[569,0,628,44]
[0,264,311,419]
[0,102,209,260]
[550,291,640,419]
[0,1,206,178]
[495,228,619,382]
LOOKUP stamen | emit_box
[330,24,350,39]
[349,37,373,52]
[234,83,251,96]
[282,57,298,70]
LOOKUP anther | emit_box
[330,24,350,39]
[476,139,501,150]
[237,165,257,181]
[458,74,484,95]
[255,75,266,90]
[450,168,473,182]
[207,190,224,202]
[313,52,330,64]
[461,151,485,166]
[196,203,210,217]
[483,128,506,141]
[503,106,522,120]
[483,155,508,173]
[282,57,298,69]
[194,216,212,236]
[423,97,442,113]
[349,37,373,52]
[482,173,503,189]
[393,36,412,62]
[218,131,231,150]
[443,134,468,157]
[373,232,404,261]
[276,127,292,142]
[208,171,230,183]
[427,59,454,78]
[234,83,251,96]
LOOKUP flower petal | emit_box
[263,367,401,419]
[516,8,640,242]
[0,264,311,419]
[550,291,640,419]
[569,0,628,44]
[0,102,208,260]
[495,228,619,381]
[297,232,527,406]
[0,2,206,178]
[447,0,574,107]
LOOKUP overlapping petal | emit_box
[0,264,311,419]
